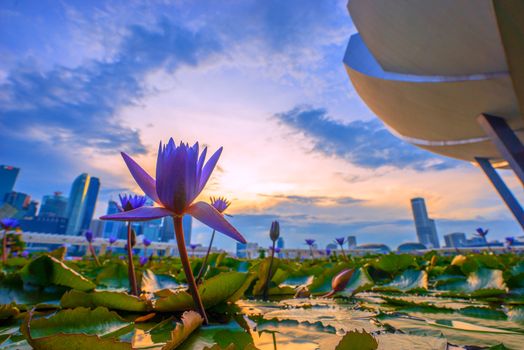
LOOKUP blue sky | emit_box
[1,0,522,251]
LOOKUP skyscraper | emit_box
[347,236,357,249]
[0,165,19,204]
[160,215,192,245]
[40,192,68,217]
[80,177,100,231]
[410,198,440,248]
[103,200,124,239]
[444,232,466,248]
[65,174,100,235]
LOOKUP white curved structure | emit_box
[344,0,524,164]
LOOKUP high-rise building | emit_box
[65,174,100,235]
[3,191,30,211]
[444,232,466,248]
[410,198,440,248]
[40,192,68,217]
[347,236,357,249]
[89,219,105,238]
[160,215,192,244]
[103,200,124,238]
[80,177,100,231]
[20,216,68,234]
[0,165,19,204]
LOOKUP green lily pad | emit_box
[372,254,416,275]
[376,269,428,292]
[60,289,150,312]
[19,255,95,292]
[155,272,251,312]
[20,307,132,350]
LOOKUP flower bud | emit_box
[331,269,354,292]
[269,221,280,242]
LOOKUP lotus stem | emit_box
[173,216,208,325]
[263,240,276,300]
[309,246,314,259]
[272,332,278,350]
[196,229,215,284]
[126,222,138,296]
[88,242,100,267]
[339,245,349,262]
[2,230,7,263]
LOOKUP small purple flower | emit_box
[21,250,29,258]
[305,239,315,246]
[189,244,198,250]
[119,194,148,212]
[85,230,93,243]
[326,248,332,256]
[274,247,281,253]
[1,218,19,230]
[100,139,245,243]
[335,237,345,246]
[506,237,515,246]
[12,251,18,257]
[139,256,148,266]
[210,196,231,213]
[119,255,126,260]
[108,236,117,245]
[143,237,151,247]
[476,228,489,237]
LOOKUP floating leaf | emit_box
[155,272,250,312]
[19,255,95,291]
[335,329,378,350]
[372,254,416,275]
[60,289,149,312]
[376,269,428,292]
[21,307,132,350]
[96,261,129,289]
[160,311,203,350]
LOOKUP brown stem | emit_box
[127,222,138,296]
[196,229,215,284]
[2,230,8,263]
[88,242,100,266]
[263,240,276,300]
[173,216,208,324]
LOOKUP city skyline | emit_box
[1,1,523,251]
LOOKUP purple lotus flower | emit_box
[1,218,19,230]
[143,237,152,247]
[100,139,245,243]
[108,236,117,245]
[21,250,29,258]
[139,256,148,266]
[335,237,345,246]
[326,248,332,256]
[476,228,489,237]
[274,247,281,253]
[305,239,315,246]
[119,194,147,212]
[85,230,94,243]
[189,244,198,250]
[210,196,231,213]
[506,237,515,246]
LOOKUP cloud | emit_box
[259,193,364,206]
[0,19,221,155]
[275,106,460,171]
